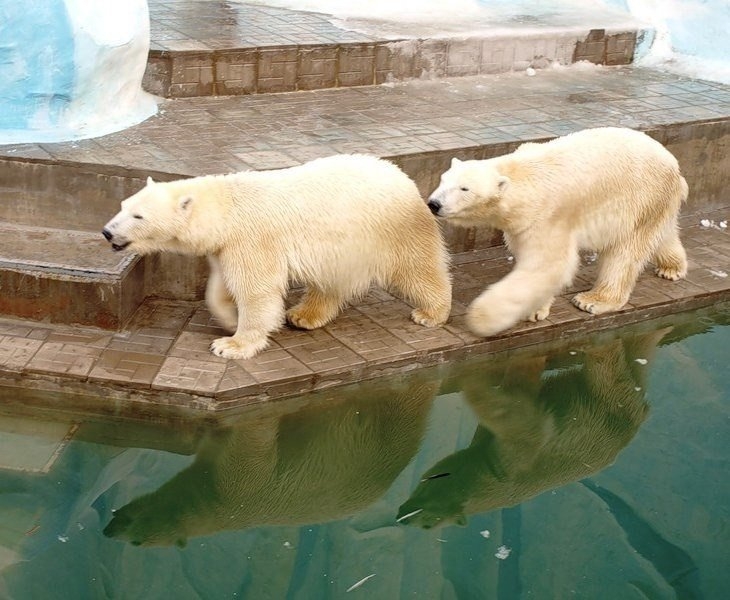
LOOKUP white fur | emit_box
[103,155,452,359]
[427,127,688,337]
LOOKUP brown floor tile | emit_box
[217,362,261,397]
[626,277,676,309]
[153,356,227,394]
[0,320,51,341]
[106,328,178,354]
[185,305,229,336]
[26,342,102,378]
[0,336,43,372]
[46,329,112,348]
[273,327,365,375]
[168,330,226,362]
[356,300,465,353]
[10,68,728,181]
[685,267,730,292]
[127,299,197,329]
[233,343,313,385]
[88,350,165,387]
[324,309,417,365]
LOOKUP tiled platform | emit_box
[3,67,728,180]
[0,208,728,414]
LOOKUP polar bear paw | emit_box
[410,308,447,328]
[527,299,553,322]
[654,265,686,281]
[286,307,329,330]
[571,292,624,315]
[210,335,268,360]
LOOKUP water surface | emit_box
[1,304,728,599]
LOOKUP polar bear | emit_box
[102,155,452,359]
[426,127,687,337]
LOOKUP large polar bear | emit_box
[427,127,688,337]
[103,155,452,359]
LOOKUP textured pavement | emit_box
[2,67,728,178]
[1,208,728,412]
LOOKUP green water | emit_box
[1,305,728,600]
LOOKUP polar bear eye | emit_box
[459,186,469,192]
[133,214,144,220]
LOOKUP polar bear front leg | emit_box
[209,255,287,360]
[467,276,548,337]
[528,297,554,322]
[572,242,646,314]
[210,289,285,359]
[467,240,579,337]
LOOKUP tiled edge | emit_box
[1,289,728,414]
[1,212,727,413]
[143,30,638,98]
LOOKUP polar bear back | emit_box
[507,127,684,210]
[162,154,444,291]
[496,127,686,246]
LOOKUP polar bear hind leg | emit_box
[572,239,652,314]
[286,286,345,330]
[653,225,687,281]
[389,261,452,328]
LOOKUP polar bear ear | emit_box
[497,175,510,193]
[451,157,462,167]
[178,195,193,211]
[146,176,155,187]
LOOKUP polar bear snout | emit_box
[427,198,442,215]
[101,226,131,252]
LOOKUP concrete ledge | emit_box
[144,29,638,98]
[0,206,728,414]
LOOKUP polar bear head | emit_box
[427,157,510,227]
[102,177,196,255]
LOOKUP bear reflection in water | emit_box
[397,326,671,529]
[103,375,439,547]
[104,324,673,545]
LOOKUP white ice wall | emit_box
[0,0,157,144]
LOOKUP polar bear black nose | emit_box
[427,199,442,215]
[102,228,113,241]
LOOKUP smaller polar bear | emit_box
[102,155,451,359]
[427,127,688,337]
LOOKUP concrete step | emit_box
[0,222,145,328]
[143,0,642,97]
[1,66,728,330]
